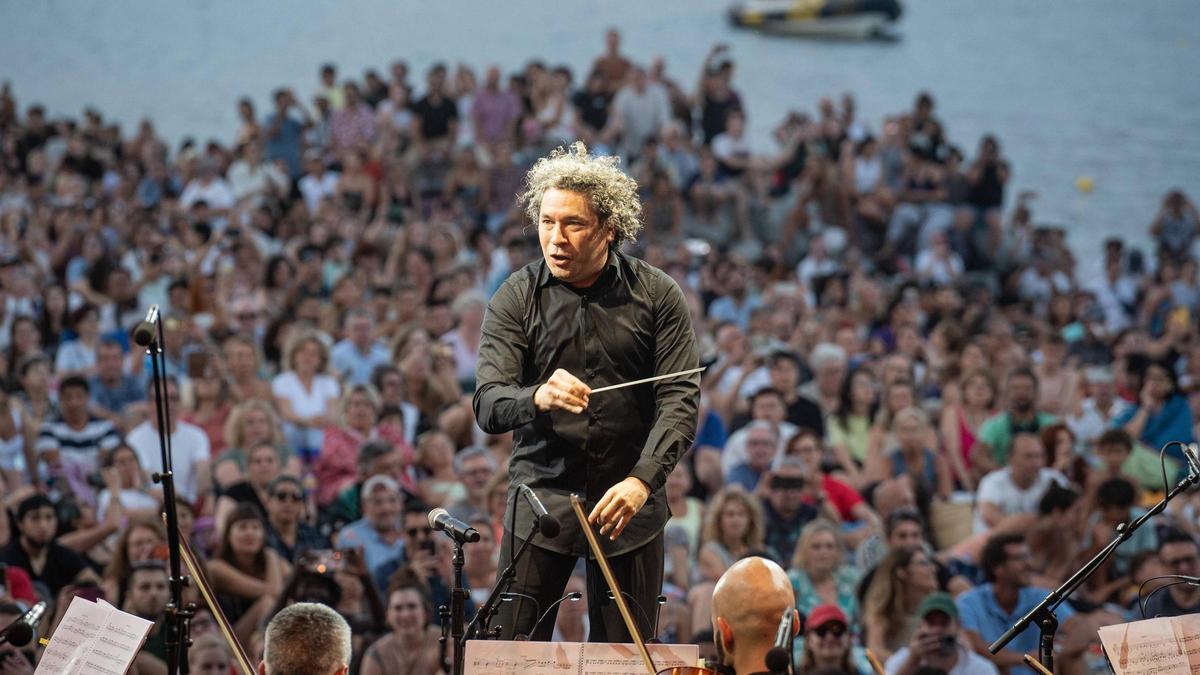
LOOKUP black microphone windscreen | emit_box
[3,622,34,647]
[132,322,155,347]
[764,646,790,673]
[539,514,561,539]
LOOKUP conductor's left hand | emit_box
[589,476,651,540]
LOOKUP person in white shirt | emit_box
[298,151,339,215]
[226,141,288,209]
[885,592,999,675]
[179,160,235,212]
[973,433,1067,534]
[1065,367,1129,447]
[126,378,211,504]
[272,331,341,462]
[608,67,670,161]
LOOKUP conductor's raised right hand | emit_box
[534,368,591,414]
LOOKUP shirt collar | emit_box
[536,249,623,290]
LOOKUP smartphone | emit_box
[75,581,103,603]
[420,540,437,555]
[300,549,345,575]
[938,635,957,654]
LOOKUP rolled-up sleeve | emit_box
[473,276,540,434]
[628,273,699,493]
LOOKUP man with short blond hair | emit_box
[259,602,351,675]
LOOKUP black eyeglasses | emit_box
[406,526,433,538]
[272,492,304,502]
[813,624,847,638]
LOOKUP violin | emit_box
[569,495,717,675]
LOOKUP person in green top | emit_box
[972,368,1056,473]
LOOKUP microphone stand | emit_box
[989,462,1199,670]
[464,513,544,642]
[142,308,194,675]
[437,540,468,675]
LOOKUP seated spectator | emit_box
[884,592,999,675]
[180,358,235,457]
[264,475,329,564]
[374,502,476,626]
[828,368,879,483]
[102,517,167,605]
[126,377,211,505]
[445,446,498,521]
[1143,530,1200,618]
[216,441,283,534]
[666,462,704,558]
[413,430,464,508]
[1026,483,1085,589]
[188,633,233,675]
[727,420,781,492]
[939,369,997,491]
[125,560,170,671]
[1091,477,1157,580]
[360,580,442,675]
[220,399,289,489]
[760,457,825,564]
[208,502,290,644]
[863,546,939,661]
[313,384,409,508]
[956,533,1086,675]
[35,374,121,506]
[1115,358,1195,464]
[973,432,1067,535]
[0,494,100,597]
[857,509,972,607]
[789,519,859,620]
[335,475,406,591]
[222,334,274,404]
[800,603,872,675]
[96,443,163,522]
[327,441,413,526]
[88,338,146,423]
[786,429,879,530]
[331,309,391,387]
[972,368,1057,475]
[721,389,797,478]
[698,486,767,584]
[272,331,341,464]
[870,406,952,502]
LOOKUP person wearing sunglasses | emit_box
[800,604,872,675]
[264,475,329,564]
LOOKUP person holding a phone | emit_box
[884,593,998,675]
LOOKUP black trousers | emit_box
[494,530,664,642]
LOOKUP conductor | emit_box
[473,142,700,642]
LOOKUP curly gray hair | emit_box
[519,142,642,247]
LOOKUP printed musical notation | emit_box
[1098,614,1200,675]
[33,597,154,675]
[464,640,700,675]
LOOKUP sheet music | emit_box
[464,640,699,675]
[34,597,155,675]
[1098,616,1193,675]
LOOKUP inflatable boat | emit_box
[728,0,902,38]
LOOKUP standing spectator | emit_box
[412,63,459,146]
[471,66,521,149]
[609,67,671,161]
[1150,189,1199,263]
[330,83,376,153]
[590,28,633,95]
[263,88,310,179]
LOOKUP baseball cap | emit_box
[917,592,958,621]
[806,604,848,630]
[362,475,401,497]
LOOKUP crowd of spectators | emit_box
[2,26,1200,675]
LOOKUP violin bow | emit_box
[570,494,658,675]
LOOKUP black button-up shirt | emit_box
[473,251,700,557]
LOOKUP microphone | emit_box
[764,608,795,673]
[0,601,47,647]
[131,305,160,347]
[518,485,561,538]
[428,508,480,543]
[1184,444,1200,479]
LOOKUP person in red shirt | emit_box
[787,428,880,532]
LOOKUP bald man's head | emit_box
[711,557,797,670]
